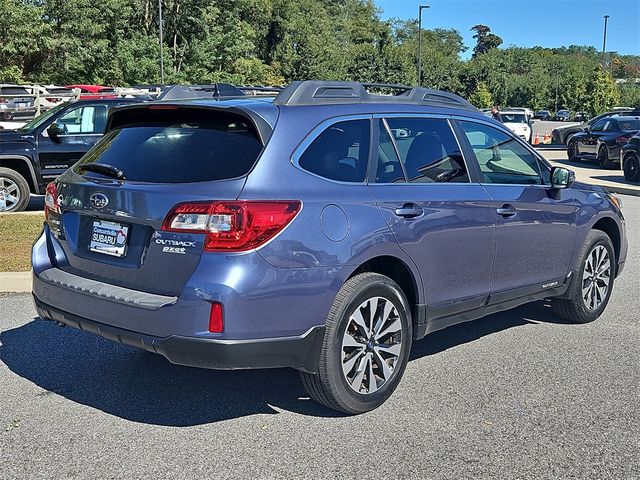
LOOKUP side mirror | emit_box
[47,123,64,143]
[550,167,575,189]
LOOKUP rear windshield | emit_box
[0,87,29,95]
[74,110,263,183]
[47,88,72,94]
[501,113,527,123]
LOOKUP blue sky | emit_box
[374,0,640,58]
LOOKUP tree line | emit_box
[1,0,638,114]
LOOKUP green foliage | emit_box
[468,82,492,108]
[0,0,637,114]
[471,24,503,58]
[586,68,621,114]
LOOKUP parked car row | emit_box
[0,82,286,211]
[0,84,81,121]
[562,110,640,182]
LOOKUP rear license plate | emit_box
[89,220,129,257]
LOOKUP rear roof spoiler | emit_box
[105,103,275,145]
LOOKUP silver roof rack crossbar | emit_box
[274,81,477,111]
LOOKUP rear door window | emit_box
[619,119,640,131]
[74,109,263,183]
[384,117,469,183]
[297,119,370,182]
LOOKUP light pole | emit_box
[555,70,560,112]
[417,4,430,87]
[601,15,609,70]
[159,0,165,85]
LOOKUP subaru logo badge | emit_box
[90,193,109,209]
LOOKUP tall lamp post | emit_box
[555,70,560,113]
[601,15,609,70]
[417,4,430,87]
[159,0,165,85]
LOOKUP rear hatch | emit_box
[46,104,269,296]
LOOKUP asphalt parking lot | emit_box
[1,197,639,480]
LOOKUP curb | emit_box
[0,271,31,293]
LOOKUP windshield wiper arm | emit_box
[77,163,126,180]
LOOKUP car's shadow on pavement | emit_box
[0,300,570,425]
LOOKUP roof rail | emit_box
[274,80,477,111]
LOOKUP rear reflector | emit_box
[162,201,301,252]
[208,302,224,333]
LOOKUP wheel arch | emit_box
[0,155,39,194]
[346,255,422,336]
[591,216,621,268]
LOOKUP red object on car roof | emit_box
[65,84,118,100]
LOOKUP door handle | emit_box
[496,204,517,217]
[394,204,423,218]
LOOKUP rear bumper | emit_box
[34,294,325,373]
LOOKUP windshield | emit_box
[17,103,66,132]
[501,113,527,123]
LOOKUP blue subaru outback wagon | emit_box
[33,81,627,414]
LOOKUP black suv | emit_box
[0,98,140,212]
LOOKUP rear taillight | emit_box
[161,201,301,252]
[0,98,7,104]
[616,136,630,145]
[44,182,63,236]
[44,182,60,216]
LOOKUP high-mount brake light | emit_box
[147,105,179,110]
[161,201,301,252]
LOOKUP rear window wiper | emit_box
[77,163,126,180]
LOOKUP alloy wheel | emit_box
[0,177,21,212]
[597,147,609,168]
[623,155,639,182]
[582,245,611,311]
[341,296,403,395]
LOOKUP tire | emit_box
[300,272,412,414]
[567,140,579,161]
[551,230,615,324]
[623,153,640,182]
[597,145,615,169]
[0,167,30,212]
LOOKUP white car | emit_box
[501,111,532,142]
[508,107,534,121]
[26,85,74,111]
